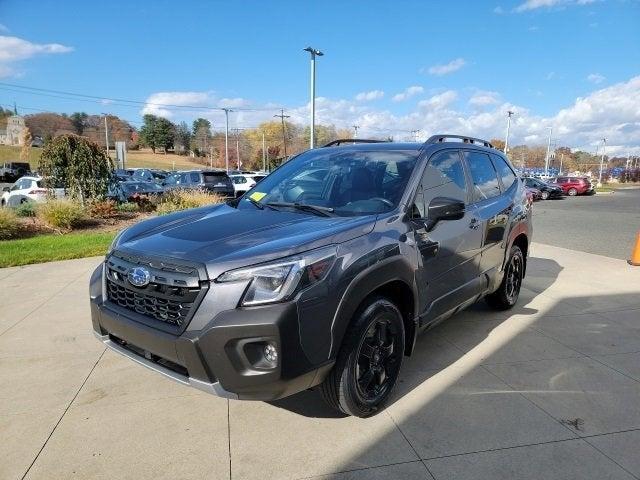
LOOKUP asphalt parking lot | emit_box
[2,242,640,480]
[532,187,640,260]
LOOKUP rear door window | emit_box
[464,151,501,202]
[490,154,516,190]
[203,173,228,184]
[190,172,201,183]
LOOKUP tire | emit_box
[320,297,405,417]
[568,187,578,196]
[486,245,524,311]
[541,190,549,200]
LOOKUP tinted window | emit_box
[190,172,201,182]
[203,172,228,183]
[412,150,467,218]
[232,176,247,184]
[491,154,516,190]
[464,151,501,202]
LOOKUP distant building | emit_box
[0,115,27,146]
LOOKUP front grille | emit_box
[105,252,207,329]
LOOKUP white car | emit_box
[229,173,267,197]
[1,176,65,207]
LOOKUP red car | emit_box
[551,176,594,196]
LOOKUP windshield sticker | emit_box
[249,192,266,201]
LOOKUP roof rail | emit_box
[322,139,389,147]
[424,134,494,149]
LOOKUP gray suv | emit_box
[90,135,531,417]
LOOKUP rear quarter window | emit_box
[203,173,228,183]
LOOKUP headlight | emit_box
[216,246,337,306]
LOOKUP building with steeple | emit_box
[0,104,26,146]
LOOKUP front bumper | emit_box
[90,264,332,401]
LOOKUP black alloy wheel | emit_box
[486,245,525,310]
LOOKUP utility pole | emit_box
[274,109,290,158]
[559,153,564,175]
[598,137,607,186]
[544,126,553,178]
[262,132,266,172]
[504,110,514,155]
[222,108,233,172]
[231,128,241,170]
[352,125,359,138]
[304,46,324,149]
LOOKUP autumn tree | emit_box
[25,113,75,142]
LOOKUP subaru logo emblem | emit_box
[127,267,151,287]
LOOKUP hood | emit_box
[117,204,376,278]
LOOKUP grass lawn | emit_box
[0,231,115,268]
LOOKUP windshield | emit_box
[238,148,419,216]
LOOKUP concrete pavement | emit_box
[1,243,640,480]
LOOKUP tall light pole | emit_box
[544,126,553,178]
[598,137,607,186]
[222,108,233,172]
[304,46,323,149]
[504,110,514,154]
[352,125,359,138]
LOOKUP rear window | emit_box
[203,172,229,183]
[491,154,516,190]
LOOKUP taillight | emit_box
[28,189,47,195]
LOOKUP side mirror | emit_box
[425,197,465,231]
[2,187,10,192]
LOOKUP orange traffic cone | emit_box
[629,232,640,266]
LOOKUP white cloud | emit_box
[0,35,73,78]
[587,73,605,84]
[493,6,505,13]
[418,90,458,109]
[354,90,384,101]
[392,86,424,102]
[469,90,501,107]
[514,0,595,12]
[140,76,640,154]
[425,58,466,76]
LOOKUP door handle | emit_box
[469,218,480,230]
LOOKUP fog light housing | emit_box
[264,343,278,363]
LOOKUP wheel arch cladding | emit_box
[331,255,418,360]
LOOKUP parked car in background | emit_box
[522,177,564,200]
[1,176,65,207]
[0,162,31,182]
[163,170,234,197]
[107,181,164,203]
[132,168,168,183]
[551,176,594,196]
[230,173,267,197]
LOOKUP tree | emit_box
[490,138,506,152]
[70,112,89,135]
[39,134,113,203]
[24,113,75,141]
[20,127,32,161]
[175,122,191,154]
[192,118,212,153]
[139,114,175,153]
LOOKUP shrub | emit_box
[0,209,20,239]
[37,199,86,230]
[14,201,36,218]
[87,200,118,219]
[156,189,222,215]
[116,202,140,214]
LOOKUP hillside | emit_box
[0,145,206,171]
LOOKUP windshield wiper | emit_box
[266,201,335,217]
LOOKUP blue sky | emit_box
[1,0,639,153]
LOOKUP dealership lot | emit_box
[2,240,640,480]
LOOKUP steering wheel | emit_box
[370,197,394,207]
